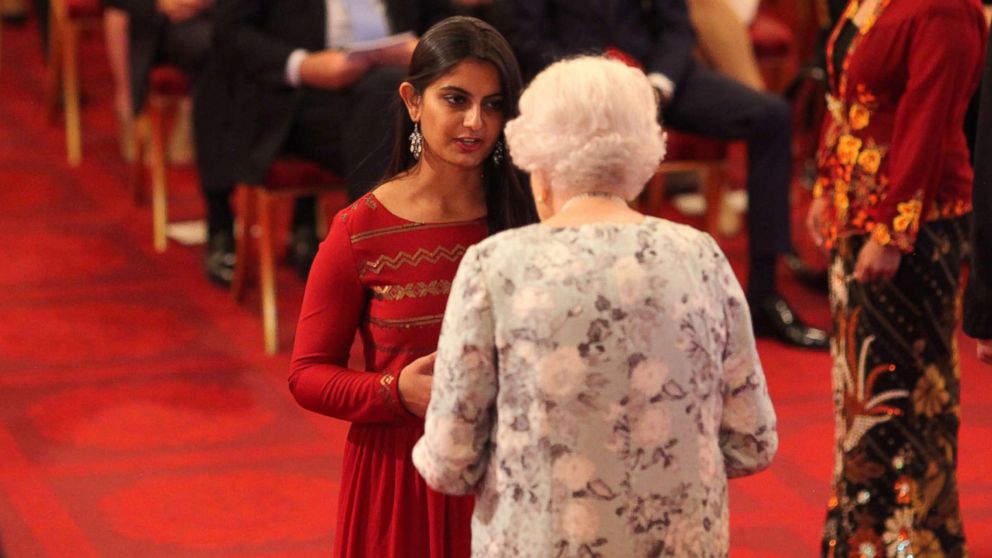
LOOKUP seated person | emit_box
[105,0,235,284]
[507,0,829,349]
[213,0,461,281]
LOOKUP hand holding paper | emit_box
[345,32,418,67]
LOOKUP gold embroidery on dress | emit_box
[368,314,445,329]
[350,223,424,243]
[378,373,396,405]
[371,280,452,301]
[350,221,484,244]
[363,245,469,275]
[376,344,437,355]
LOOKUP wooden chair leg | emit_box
[231,186,256,302]
[131,114,148,205]
[644,172,666,216]
[702,165,726,236]
[315,195,329,239]
[62,20,82,166]
[149,99,169,252]
[257,191,279,355]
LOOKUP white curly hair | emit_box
[504,56,667,201]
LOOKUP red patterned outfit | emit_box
[814,0,985,250]
[290,193,485,557]
[814,1,987,556]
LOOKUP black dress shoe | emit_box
[750,294,830,350]
[203,230,236,287]
[289,226,319,279]
[782,251,828,293]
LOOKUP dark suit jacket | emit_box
[964,35,992,340]
[214,0,449,182]
[508,0,697,83]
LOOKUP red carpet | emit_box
[2,18,991,557]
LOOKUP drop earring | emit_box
[492,140,506,165]
[409,122,423,160]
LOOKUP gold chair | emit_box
[639,132,729,237]
[231,159,346,355]
[131,65,190,252]
[45,0,103,166]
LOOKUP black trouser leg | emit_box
[664,64,793,299]
[161,16,237,236]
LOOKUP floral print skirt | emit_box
[822,216,970,558]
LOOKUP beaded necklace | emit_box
[559,192,628,213]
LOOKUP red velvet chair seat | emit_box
[65,0,102,18]
[665,130,727,161]
[149,66,190,96]
[749,12,793,58]
[260,158,343,190]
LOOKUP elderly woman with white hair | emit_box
[412,56,778,557]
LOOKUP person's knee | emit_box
[164,17,213,72]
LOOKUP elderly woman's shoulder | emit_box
[630,217,720,251]
[651,217,713,240]
[471,222,546,255]
[471,218,719,257]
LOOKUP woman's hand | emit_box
[978,340,992,365]
[853,238,902,283]
[806,196,829,252]
[397,352,436,417]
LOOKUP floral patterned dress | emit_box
[814,1,986,556]
[412,218,778,558]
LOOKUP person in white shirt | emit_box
[211,0,450,280]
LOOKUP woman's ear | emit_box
[399,82,422,122]
[532,171,552,204]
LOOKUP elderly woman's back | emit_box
[414,216,776,556]
[413,56,777,557]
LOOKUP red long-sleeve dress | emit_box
[290,193,484,558]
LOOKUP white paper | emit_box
[344,32,415,57]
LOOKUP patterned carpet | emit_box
[1,17,991,557]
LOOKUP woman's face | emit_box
[403,59,505,170]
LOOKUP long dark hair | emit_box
[383,16,538,234]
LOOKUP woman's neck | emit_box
[542,195,644,228]
[376,155,487,223]
[412,152,485,203]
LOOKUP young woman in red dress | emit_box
[288,16,537,558]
